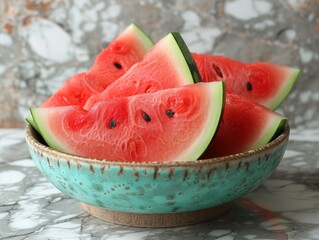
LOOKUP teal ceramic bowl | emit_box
[25,124,289,227]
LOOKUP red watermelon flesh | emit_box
[200,93,287,159]
[192,53,300,110]
[84,32,201,110]
[31,82,225,162]
[40,23,153,108]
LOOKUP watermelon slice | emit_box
[200,93,288,158]
[30,82,225,162]
[41,23,153,108]
[84,32,201,110]
[192,54,300,110]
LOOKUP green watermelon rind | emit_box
[251,115,288,151]
[128,23,154,52]
[182,81,225,161]
[269,67,301,110]
[269,118,288,143]
[26,114,39,133]
[30,107,72,154]
[163,33,202,85]
[170,32,202,84]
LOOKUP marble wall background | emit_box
[0,0,318,128]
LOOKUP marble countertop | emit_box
[1,128,319,240]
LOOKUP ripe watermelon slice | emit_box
[192,54,300,110]
[200,93,288,158]
[41,23,153,108]
[84,32,201,110]
[30,82,225,162]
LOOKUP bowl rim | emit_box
[25,123,290,168]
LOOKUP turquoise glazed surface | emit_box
[25,124,289,214]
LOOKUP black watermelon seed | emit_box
[109,119,116,128]
[142,112,151,122]
[166,109,175,118]
[246,82,253,91]
[114,62,122,69]
[212,64,223,78]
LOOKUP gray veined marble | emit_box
[0,128,319,239]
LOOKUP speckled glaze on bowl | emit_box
[25,124,289,227]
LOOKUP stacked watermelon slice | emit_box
[28,23,300,162]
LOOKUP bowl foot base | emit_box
[81,202,232,227]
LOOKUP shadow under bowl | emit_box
[25,124,289,227]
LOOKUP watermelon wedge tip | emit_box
[264,65,300,110]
